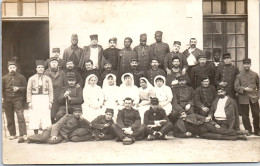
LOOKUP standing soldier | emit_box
[208,48,223,88]
[190,54,214,89]
[133,33,152,71]
[2,61,27,140]
[63,34,83,73]
[164,41,188,75]
[214,53,239,99]
[64,60,83,88]
[182,38,204,78]
[150,31,170,69]
[145,57,166,86]
[79,34,104,70]
[44,48,65,70]
[235,58,260,136]
[27,60,53,135]
[103,37,121,71]
[45,57,67,124]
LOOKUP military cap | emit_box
[217,85,226,91]
[213,48,221,54]
[8,61,16,66]
[223,53,231,59]
[71,34,78,39]
[155,31,163,36]
[201,74,209,81]
[52,48,60,52]
[140,33,147,40]
[150,97,159,105]
[67,72,76,81]
[90,34,98,40]
[173,41,181,46]
[50,57,59,62]
[124,37,133,43]
[73,107,82,112]
[66,60,73,64]
[177,75,187,81]
[109,37,117,43]
[197,53,207,60]
[104,60,112,65]
[242,58,251,64]
[35,60,45,66]
[151,57,159,62]
[172,56,180,62]
[130,58,138,63]
[105,108,114,114]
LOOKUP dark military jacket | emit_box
[143,107,169,126]
[133,44,152,71]
[208,61,223,88]
[117,108,141,130]
[166,69,190,87]
[127,67,145,87]
[64,68,83,88]
[164,51,188,71]
[145,68,166,86]
[118,48,137,75]
[91,115,115,140]
[190,64,214,89]
[214,64,239,98]
[194,85,217,110]
[44,58,66,70]
[182,48,203,66]
[150,42,170,68]
[103,47,121,71]
[63,45,83,68]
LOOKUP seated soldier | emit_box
[91,108,116,141]
[56,73,83,121]
[64,60,83,88]
[110,97,145,145]
[25,108,92,144]
[194,75,217,116]
[143,97,173,141]
[170,75,195,124]
[173,111,247,141]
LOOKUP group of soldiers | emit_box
[2,31,260,145]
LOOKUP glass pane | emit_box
[213,35,222,47]
[203,22,212,34]
[237,35,245,47]
[204,49,212,60]
[203,1,211,14]
[227,48,236,61]
[236,1,245,14]
[227,35,235,47]
[5,3,17,16]
[237,61,244,71]
[236,22,245,34]
[204,35,212,48]
[226,1,235,14]
[212,22,221,34]
[23,3,35,16]
[227,22,235,34]
[36,2,48,16]
[213,1,221,14]
[237,48,245,60]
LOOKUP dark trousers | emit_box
[240,101,260,133]
[68,128,92,142]
[198,123,237,140]
[144,122,173,136]
[197,109,209,117]
[110,124,145,141]
[214,119,229,129]
[27,129,63,144]
[4,99,27,136]
[92,127,115,140]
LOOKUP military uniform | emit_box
[64,69,83,88]
[91,115,115,140]
[166,70,190,87]
[208,61,223,88]
[2,66,27,137]
[133,45,152,71]
[128,67,144,87]
[118,48,137,75]
[194,85,217,116]
[164,52,188,72]
[103,48,121,71]
[150,42,170,69]
[190,64,214,89]
[145,68,166,86]
[63,45,83,70]
[44,58,65,70]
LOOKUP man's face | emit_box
[178,79,187,86]
[217,89,226,98]
[155,34,162,42]
[66,62,74,70]
[201,79,210,87]
[156,79,164,87]
[104,63,112,71]
[124,76,132,85]
[109,41,117,48]
[88,76,97,86]
[213,52,221,61]
[243,63,251,71]
[140,80,147,88]
[151,60,159,69]
[91,39,98,46]
[36,65,44,74]
[8,65,17,74]
[73,111,82,119]
[130,61,138,68]
[52,51,60,58]
[223,57,232,64]
[50,60,58,69]
[173,44,180,52]
[190,39,197,48]
[85,62,93,70]
[124,39,131,48]
[172,59,180,68]
[124,99,133,109]
[151,104,158,110]
[68,80,76,87]
[105,112,113,121]
[180,112,187,120]
[140,39,147,46]
[198,58,207,66]
[107,76,115,86]
[71,38,78,45]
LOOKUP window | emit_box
[203,0,247,69]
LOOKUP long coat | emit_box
[208,96,240,130]
[133,44,152,71]
[63,45,83,68]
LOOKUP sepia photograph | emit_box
[1,0,260,164]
